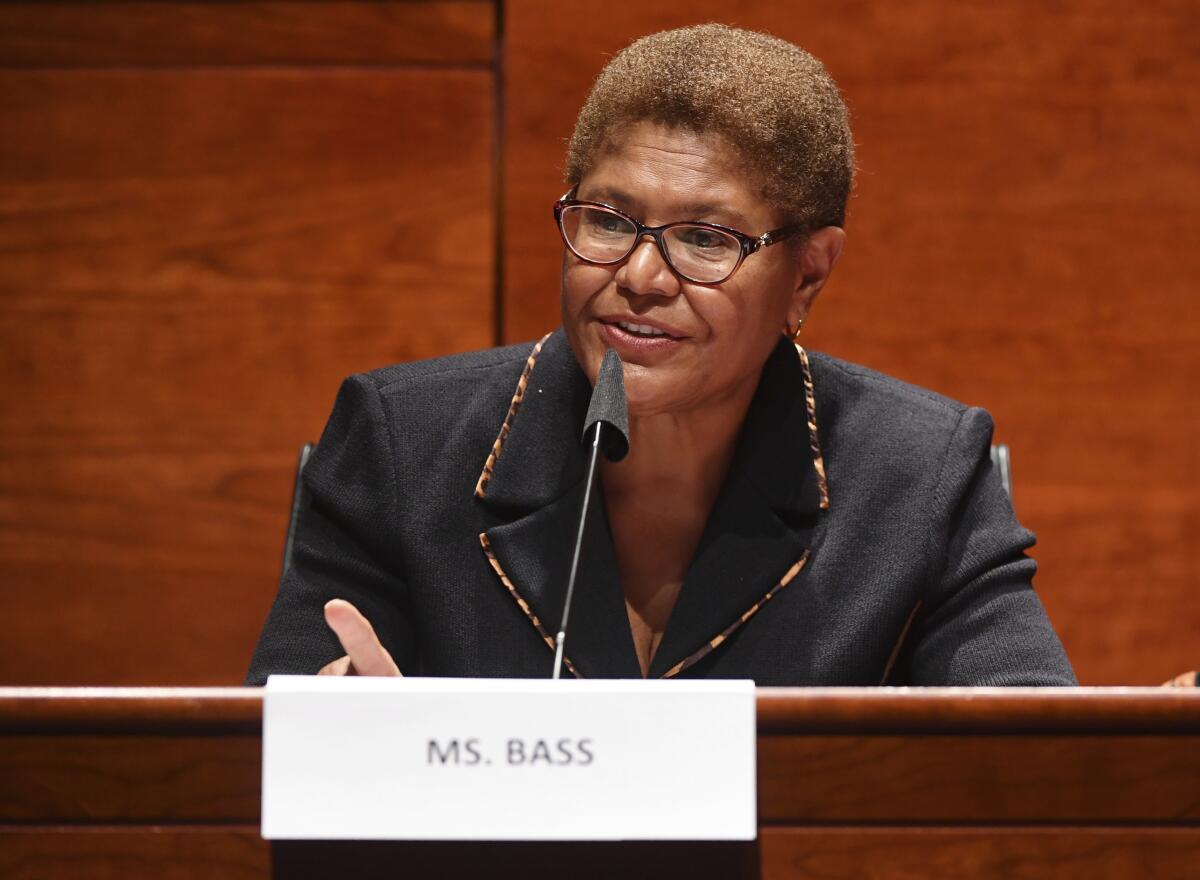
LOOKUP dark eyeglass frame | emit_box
[554,190,803,284]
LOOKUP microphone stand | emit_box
[552,421,605,680]
[552,347,628,680]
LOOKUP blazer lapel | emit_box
[649,339,828,679]
[475,330,641,678]
[483,486,641,678]
[647,477,814,679]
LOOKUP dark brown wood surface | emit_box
[0,689,260,824]
[1,689,1197,879]
[759,828,1200,880]
[0,734,260,822]
[0,828,268,880]
[502,0,1200,686]
[0,1,495,66]
[0,3,497,687]
[759,735,1200,823]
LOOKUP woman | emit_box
[247,25,1074,686]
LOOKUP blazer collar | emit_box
[475,329,829,679]
[474,331,593,510]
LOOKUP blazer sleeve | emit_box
[902,407,1077,686]
[245,373,417,685]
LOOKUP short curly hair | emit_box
[566,24,855,232]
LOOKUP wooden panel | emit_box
[0,691,259,823]
[0,736,260,821]
[502,0,1200,685]
[4,689,1196,825]
[1,691,1196,878]
[15,825,1196,880]
[759,827,1200,880]
[0,67,494,685]
[14,731,1192,826]
[1,826,1196,880]
[757,735,1200,823]
[0,828,267,880]
[0,2,494,66]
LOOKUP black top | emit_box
[247,330,1075,686]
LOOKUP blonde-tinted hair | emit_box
[566,24,855,231]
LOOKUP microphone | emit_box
[581,347,630,463]
[552,349,630,679]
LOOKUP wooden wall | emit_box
[0,1,1195,685]
[504,1,1200,685]
[0,2,497,685]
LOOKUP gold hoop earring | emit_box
[783,317,805,342]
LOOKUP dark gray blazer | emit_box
[247,329,1075,686]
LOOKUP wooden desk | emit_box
[1,688,1197,878]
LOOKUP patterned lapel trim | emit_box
[794,344,830,510]
[659,550,811,679]
[479,531,581,679]
[879,600,924,685]
[473,332,552,500]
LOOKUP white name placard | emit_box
[262,676,756,841]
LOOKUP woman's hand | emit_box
[317,598,402,676]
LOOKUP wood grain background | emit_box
[503,0,1200,685]
[0,2,497,684]
[1,1,1196,685]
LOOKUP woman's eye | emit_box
[584,211,627,235]
[680,228,731,251]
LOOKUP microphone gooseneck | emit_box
[553,349,630,679]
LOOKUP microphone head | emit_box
[582,348,630,462]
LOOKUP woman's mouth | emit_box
[599,318,686,358]
[616,320,670,338]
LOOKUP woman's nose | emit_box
[615,237,681,297]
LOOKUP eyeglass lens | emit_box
[559,205,741,283]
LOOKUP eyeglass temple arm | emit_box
[757,225,803,249]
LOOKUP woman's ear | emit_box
[789,226,846,321]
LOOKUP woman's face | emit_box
[561,121,813,417]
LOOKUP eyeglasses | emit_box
[554,191,801,285]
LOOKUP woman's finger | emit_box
[318,655,352,676]
[323,599,402,676]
